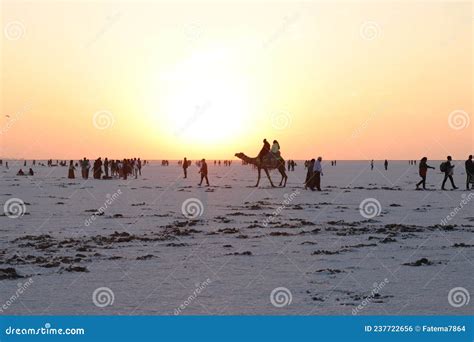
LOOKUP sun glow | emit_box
[156,48,252,145]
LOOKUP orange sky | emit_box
[1,0,472,160]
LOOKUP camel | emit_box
[235,152,288,187]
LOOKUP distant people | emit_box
[81,158,90,179]
[291,160,295,171]
[198,158,209,186]
[183,157,188,178]
[370,160,374,170]
[384,159,388,171]
[93,158,103,179]
[305,159,315,190]
[441,156,458,190]
[28,168,34,176]
[68,160,76,179]
[465,155,474,190]
[312,157,323,191]
[104,158,109,178]
[16,169,25,176]
[258,139,271,162]
[416,157,435,190]
[137,158,142,176]
[287,160,291,171]
[271,140,281,159]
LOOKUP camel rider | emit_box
[271,140,281,160]
[258,139,271,162]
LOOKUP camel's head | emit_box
[235,152,244,159]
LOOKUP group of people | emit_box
[416,155,474,191]
[304,157,324,191]
[68,158,144,180]
[213,160,232,166]
[287,160,296,171]
[181,157,209,186]
[257,139,282,162]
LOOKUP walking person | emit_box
[312,157,323,191]
[384,159,388,171]
[183,157,188,178]
[416,157,434,190]
[465,155,474,190]
[370,160,374,170]
[198,158,209,186]
[68,160,76,179]
[441,156,458,190]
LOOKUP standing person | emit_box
[465,155,474,190]
[291,160,295,171]
[93,158,103,179]
[137,158,142,176]
[305,159,315,190]
[80,158,88,179]
[68,160,76,179]
[104,158,109,178]
[183,157,188,178]
[416,157,434,190]
[384,159,388,171]
[198,158,209,186]
[370,160,374,170]
[312,157,323,191]
[441,156,458,190]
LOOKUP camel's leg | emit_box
[264,168,275,187]
[255,168,261,187]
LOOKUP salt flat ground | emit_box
[0,160,472,315]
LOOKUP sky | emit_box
[0,0,472,160]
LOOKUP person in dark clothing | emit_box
[183,157,188,178]
[16,169,25,176]
[68,160,75,179]
[28,168,34,176]
[257,139,270,162]
[198,158,209,186]
[465,155,474,190]
[93,158,103,179]
[104,158,109,178]
[305,159,315,190]
[384,159,388,170]
[441,156,458,190]
[416,157,435,190]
